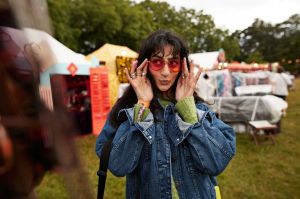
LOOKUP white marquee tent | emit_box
[1,27,92,110]
[189,51,220,69]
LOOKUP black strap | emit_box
[97,138,113,199]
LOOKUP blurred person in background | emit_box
[271,66,290,100]
[96,30,236,199]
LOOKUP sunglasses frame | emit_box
[149,57,182,72]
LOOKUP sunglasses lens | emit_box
[168,60,181,72]
[150,59,164,71]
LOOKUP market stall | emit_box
[86,43,138,105]
[3,27,110,135]
[209,95,288,132]
[194,67,290,133]
[225,62,269,72]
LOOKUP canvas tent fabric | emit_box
[209,95,287,124]
[24,28,91,73]
[21,28,92,86]
[195,71,216,101]
[235,85,272,96]
[2,27,92,109]
[86,43,138,106]
[189,51,219,69]
[86,43,138,74]
[0,27,92,85]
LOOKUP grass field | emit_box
[36,78,300,199]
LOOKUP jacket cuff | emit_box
[175,96,198,124]
[172,109,208,146]
[119,107,154,144]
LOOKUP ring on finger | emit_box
[130,72,137,79]
[142,72,146,76]
[131,75,136,79]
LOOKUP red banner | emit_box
[90,66,110,135]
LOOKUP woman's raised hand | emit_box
[176,58,201,101]
[125,59,153,102]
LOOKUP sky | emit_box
[135,0,300,32]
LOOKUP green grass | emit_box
[36,78,300,199]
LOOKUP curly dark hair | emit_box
[109,29,203,127]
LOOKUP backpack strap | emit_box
[97,138,113,199]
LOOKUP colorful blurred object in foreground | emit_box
[0,1,92,198]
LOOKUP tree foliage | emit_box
[235,19,278,62]
[47,0,299,73]
[47,0,239,58]
[234,14,300,73]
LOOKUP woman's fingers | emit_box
[183,57,189,75]
[142,63,148,80]
[142,61,148,73]
[125,68,133,83]
[136,59,148,76]
[125,62,148,84]
[182,57,189,78]
[130,60,138,74]
[128,59,148,82]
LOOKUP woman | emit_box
[96,30,236,199]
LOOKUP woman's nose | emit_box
[161,63,170,76]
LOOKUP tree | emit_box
[276,14,300,73]
[276,14,300,60]
[236,19,278,63]
[48,0,123,53]
[47,0,81,51]
[221,34,240,62]
[235,14,300,71]
[137,1,240,59]
[75,0,122,54]
[47,0,239,61]
[109,0,155,51]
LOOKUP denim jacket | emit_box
[96,101,236,199]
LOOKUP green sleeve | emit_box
[134,104,150,122]
[175,96,198,124]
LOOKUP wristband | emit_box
[137,105,145,122]
[137,100,150,108]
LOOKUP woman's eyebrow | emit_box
[153,55,177,59]
[151,55,163,58]
[152,52,177,59]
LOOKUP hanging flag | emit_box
[67,62,78,76]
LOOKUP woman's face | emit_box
[149,45,181,93]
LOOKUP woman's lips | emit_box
[159,80,170,85]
